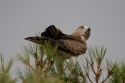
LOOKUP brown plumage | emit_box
[25,25,91,56]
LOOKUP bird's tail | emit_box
[25,36,49,44]
[41,25,64,39]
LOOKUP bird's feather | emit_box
[25,25,90,56]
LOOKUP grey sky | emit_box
[0,0,125,63]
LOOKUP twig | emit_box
[27,61,35,70]
[101,75,110,83]
[45,61,54,73]
[86,72,93,83]
[91,62,96,75]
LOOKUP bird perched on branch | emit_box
[25,25,91,58]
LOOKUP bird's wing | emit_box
[58,39,87,55]
[60,35,84,44]
[41,25,84,44]
[25,36,87,55]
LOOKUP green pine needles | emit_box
[0,41,125,83]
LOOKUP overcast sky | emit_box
[0,0,125,65]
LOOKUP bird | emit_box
[25,25,91,58]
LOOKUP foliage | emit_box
[108,61,125,83]
[79,46,115,83]
[0,42,125,83]
[0,53,17,83]
[15,41,86,83]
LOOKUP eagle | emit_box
[25,25,91,58]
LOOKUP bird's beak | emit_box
[83,26,91,40]
[86,28,91,34]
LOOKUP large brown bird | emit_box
[25,25,91,57]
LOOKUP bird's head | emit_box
[76,25,91,40]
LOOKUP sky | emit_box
[0,0,125,72]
